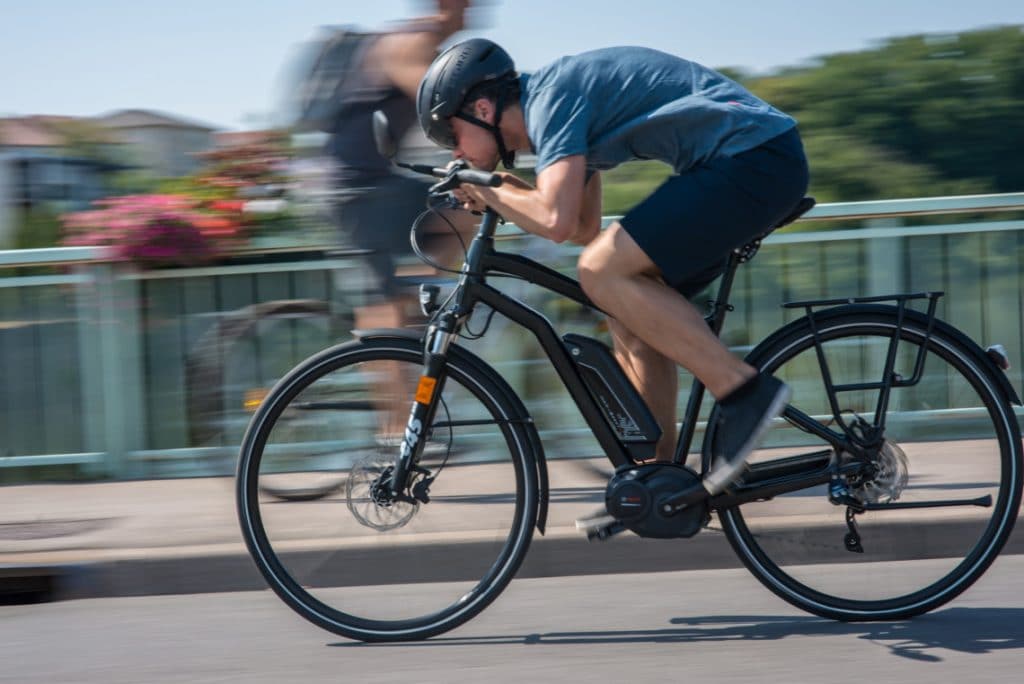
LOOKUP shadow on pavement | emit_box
[331,606,1024,661]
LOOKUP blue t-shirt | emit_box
[520,46,796,175]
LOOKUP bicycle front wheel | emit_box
[714,307,1022,621]
[237,336,540,642]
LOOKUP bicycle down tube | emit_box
[392,208,633,496]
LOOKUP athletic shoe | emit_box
[704,373,791,494]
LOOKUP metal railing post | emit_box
[865,217,905,296]
[76,261,146,478]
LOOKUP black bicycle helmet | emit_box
[417,38,518,168]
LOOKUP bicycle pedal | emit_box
[575,513,625,541]
[587,520,626,542]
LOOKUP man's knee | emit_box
[576,249,602,302]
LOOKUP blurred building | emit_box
[0,116,125,247]
[95,109,217,178]
[0,109,221,248]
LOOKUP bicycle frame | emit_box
[453,210,870,459]
[390,209,630,491]
[394,206,973,516]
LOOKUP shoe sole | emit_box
[703,382,792,495]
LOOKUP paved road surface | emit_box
[3,555,1022,684]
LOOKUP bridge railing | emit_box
[0,192,1021,478]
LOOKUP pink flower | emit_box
[60,193,234,267]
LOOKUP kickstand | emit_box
[844,506,864,553]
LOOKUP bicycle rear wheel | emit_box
[237,336,540,642]
[713,307,1022,621]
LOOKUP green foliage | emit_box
[798,133,985,203]
[107,169,164,195]
[745,26,1024,198]
[12,208,64,250]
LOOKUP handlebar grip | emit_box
[456,169,503,188]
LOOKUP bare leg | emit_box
[606,317,678,461]
[354,301,410,437]
[578,223,756,444]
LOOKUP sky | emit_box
[2,1,1022,131]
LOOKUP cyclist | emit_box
[417,39,810,494]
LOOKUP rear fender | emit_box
[752,304,1022,407]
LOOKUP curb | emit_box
[6,517,1021,602]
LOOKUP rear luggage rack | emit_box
[782,292,944,445]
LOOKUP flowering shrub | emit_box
[194,135,290,193]
[60,131,299,267]
[62,194,244,267]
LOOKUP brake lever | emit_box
[428,175,460,194]
[427,192,461,211]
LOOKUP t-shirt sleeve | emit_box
[526,87,590,174]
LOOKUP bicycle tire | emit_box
[712,306,1022,621]
[237,335,540,642]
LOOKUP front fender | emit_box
[352,327,424,342]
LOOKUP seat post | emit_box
[673,251,744,465]
[706,251,743,335]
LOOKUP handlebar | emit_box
[397,159,503,193]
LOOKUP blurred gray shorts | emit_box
[331,174,433,304]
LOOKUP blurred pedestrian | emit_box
[323,0,474,332]
[292,1,476,438]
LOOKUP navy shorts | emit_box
[620,127,810,298]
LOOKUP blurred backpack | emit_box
[290,27,373,133]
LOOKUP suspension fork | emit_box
[389,319,458,498]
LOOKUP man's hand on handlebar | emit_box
[452,184,488,213]
[451,171,525,212]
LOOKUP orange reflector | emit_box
[415,376,437,404]
[244,388,269,412]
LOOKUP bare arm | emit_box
[373,30,441,99]
[570,170,602,245]
[458,155,598,244]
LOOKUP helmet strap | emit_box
[453,88,516,169]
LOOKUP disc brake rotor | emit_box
[346,452,418,531]
[848,440,909,505]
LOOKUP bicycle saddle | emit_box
[773,196,816,230]
[735,197,816,262]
